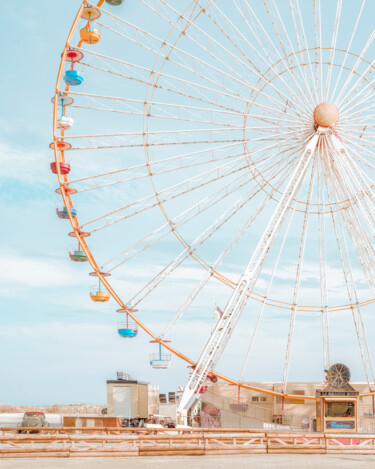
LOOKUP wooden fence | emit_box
[0,427,375,457]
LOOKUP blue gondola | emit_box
[118,319,138,338]
[63,69,84,86]
[56,207,77,219]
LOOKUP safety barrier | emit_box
[0,427,374,457]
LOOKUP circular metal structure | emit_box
[52,0,375,401]
[327,363,351,388]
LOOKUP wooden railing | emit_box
[0,427,374,457]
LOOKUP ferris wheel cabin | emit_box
[116,308,138,338]
[105,0,124,5]
[57,116,74,130]
[90,277,110,302]
[118,322,138,338]
[69,244,88,262]
[80,6,101,44]
[149,341,172,369]
[56,206,77,219]
[50,162,71,175]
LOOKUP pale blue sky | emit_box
[1,1,375,406]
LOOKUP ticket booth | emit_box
[315,363,359,432]
[316,391,358,432]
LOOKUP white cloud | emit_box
[0,143,50,186]
[0,251,84,291]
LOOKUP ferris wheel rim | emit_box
[53,0,375,400]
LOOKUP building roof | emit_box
[106,380,149,385]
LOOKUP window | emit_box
[252,396,260,402]
[260,396,267,402]
[325,401,355,418]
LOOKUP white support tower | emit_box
[177,133,319,422]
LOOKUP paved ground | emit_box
[0,455,374,468]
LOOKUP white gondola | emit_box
[57,115,74,130]
[150,342,172,369]
[150,352,172,369]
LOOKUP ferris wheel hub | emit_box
[313,103,339,127]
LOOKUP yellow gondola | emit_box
[90,280,110,302]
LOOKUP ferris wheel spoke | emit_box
[239,181,300,383]
[335,60,375,112]
[328,139,375,237]
[330,0,366,103]
[340,132,375,153]
[70,141,246,183]
[324,157,375,385]
[70,125,304,151]
[70,137,248,151]
[94,20,289,116]
[69,92,307,129]
[89,144,302,239]
[80,47,282,115]
[336,138,375,187]
[75,152,249,193]
[68,91,249,127]
[338,127,375,148]
[66,124,298,141]
[70,103,303,129]
[338,121,375,135]
[289,0,319,103]
[338,78,375,119]
[79,59,243,115]
[323,0,342,102]
[79,57,307,127]
[104,172,252,272]
[81,157,249,231]
[103,150,296,272]
[80,132,307,233]
[241,0,313,113]
[146,0,312,120]
[207,0,311,115]
[335,30,375,108]
[160,158,299,341]
[338,141,375,167]
[336,137,375,188]
[70,147,248,192]
[95,16,297,116]
[262,0,315,108]
[317,156,330,371]
[127,187,262,308]
[340,92,375,122]
[263,0,317,110]
[324,138,375,284]
[67,128,303,155]
[208,0,312,116]
[351,154,375,174]
[282,155,317,393]
[314,0,323,103]
[68,90,306,125]
[126,151,300,308]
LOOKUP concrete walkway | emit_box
[0,455,374,468]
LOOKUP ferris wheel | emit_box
[52,0,375,416]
